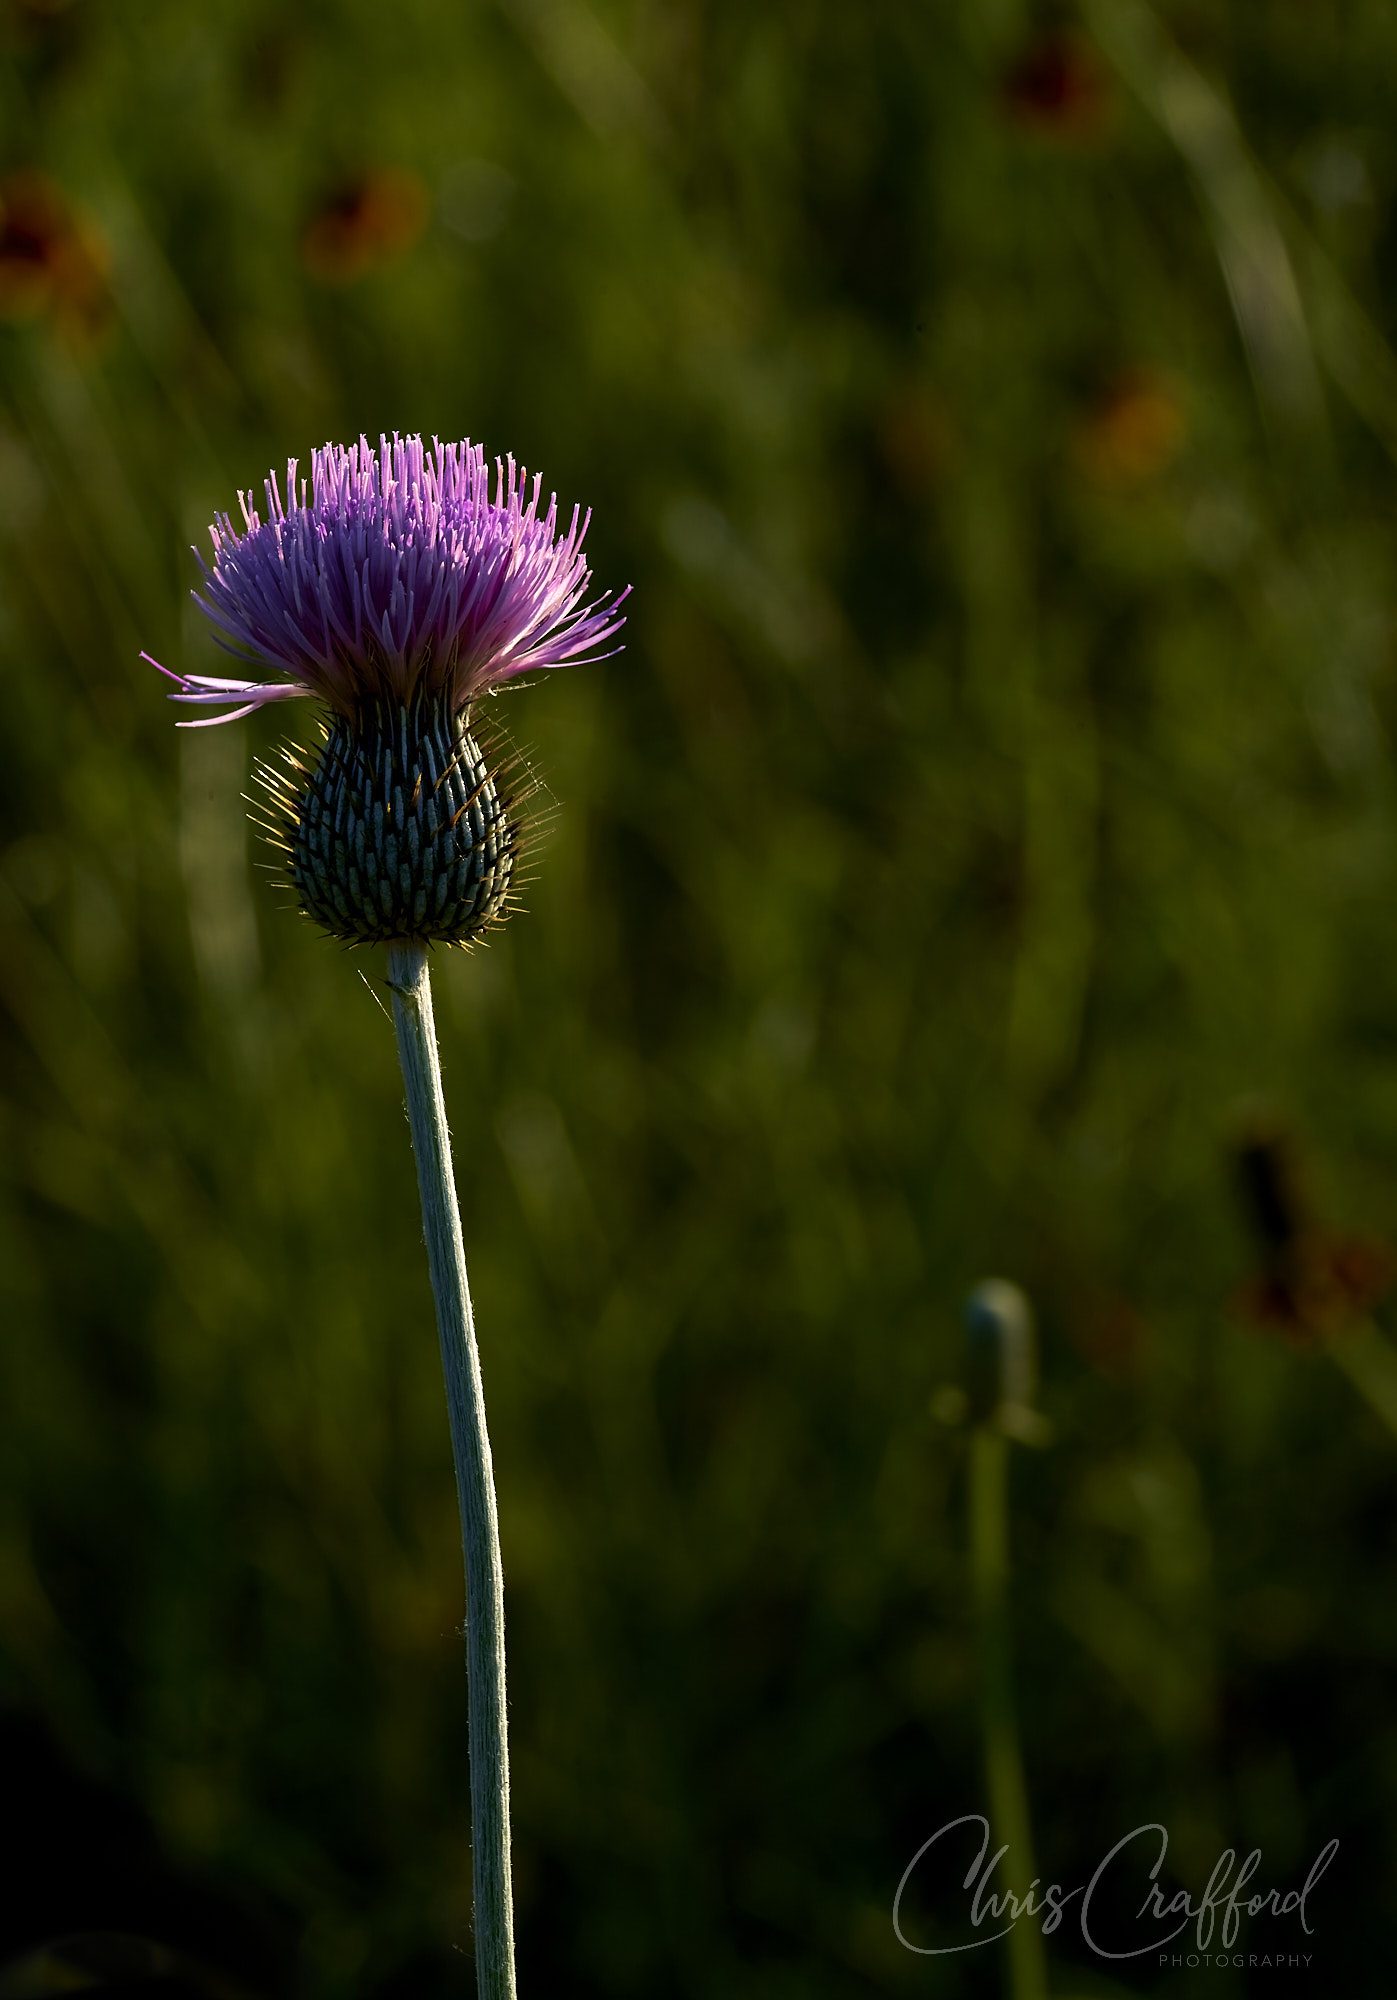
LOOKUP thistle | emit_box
[147,433,625,941]
[148,434,627,2000]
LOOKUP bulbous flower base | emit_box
[260,695,519,945]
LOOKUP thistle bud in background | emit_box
[964,1279,1046,1441]
[145,434,628,945]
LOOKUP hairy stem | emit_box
[388,940,516,2000]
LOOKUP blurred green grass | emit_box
[2,1,1397,1994]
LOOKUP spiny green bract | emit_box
[253,694,533,946]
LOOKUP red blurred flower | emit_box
[876,381,954,497]
[1071,369,1186,488]
[300,168,428,284]
[1231,1125,1395,1343]
[0,172,111,340]
[1001,31,1111,143]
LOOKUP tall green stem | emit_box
[387,940,516,2000]
[970,1429,1047,2000]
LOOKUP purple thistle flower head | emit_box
[147,434,627,948]
[146,432,627,726]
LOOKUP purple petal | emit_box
[149,435,627,723]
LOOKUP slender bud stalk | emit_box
[965,1281,1047,2000]
[969,1429,1047,2000]
[388,940,516,2000]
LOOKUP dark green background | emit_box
[2,1,1395,1994]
